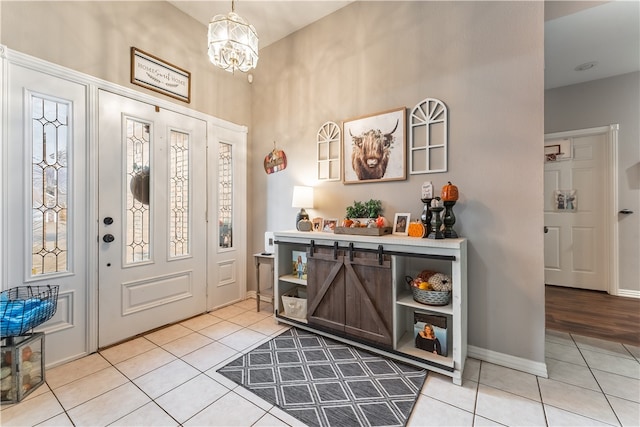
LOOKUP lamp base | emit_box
[296,208,310,229]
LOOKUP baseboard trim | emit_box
[616,289,640,299]
[468,345,548,378]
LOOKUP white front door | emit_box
[544,132,608,291]
[4,64,89,364]
[97,90,207,347]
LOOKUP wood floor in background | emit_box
[546,285,640,346]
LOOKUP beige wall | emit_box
[2,1,547,364]
[0,1,252,126]
[546,71,640,293]
[250,1,545,362]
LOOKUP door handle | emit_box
[103,234,115,243]
[544,226,549,233]
[619,209,634,215]
[103,217,114,225]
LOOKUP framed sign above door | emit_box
[130,47,191,103]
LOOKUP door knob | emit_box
[103,217,114,225]
[103,234,115,243]
[544,226,549,233]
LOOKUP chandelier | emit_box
[207,0,259,73]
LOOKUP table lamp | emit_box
[292,186,314,230]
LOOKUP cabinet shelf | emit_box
[396,292,453,316]
[278,274,307,286]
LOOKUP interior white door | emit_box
[544,133,608,291]
[4,64,89,365]
[98,90,207,347]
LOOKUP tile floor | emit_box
[1,298,639,426]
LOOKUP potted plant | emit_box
[345,199,382,219]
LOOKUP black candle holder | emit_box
[420,198,432,238]
[428,205,444,239]
[443,200,458,238]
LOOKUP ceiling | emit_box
[169,1,639,90]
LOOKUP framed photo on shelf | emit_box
[312,217,323,232]
[322,218,338,232]
[413,312,448,357]
[292,251,307,280]
[342,107,406,184]
[393,213,410,235]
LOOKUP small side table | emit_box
[254,253,275,312]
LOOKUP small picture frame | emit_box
[393,213,410,235]
[545,144,561,162]
[312,217,323,231]
[554,190,577,212]
[322,218,338,232]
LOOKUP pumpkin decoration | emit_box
[441,181,459,202]
[407,220,426,237]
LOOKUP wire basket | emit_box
[411,287,451,306]
[1,285,59,338]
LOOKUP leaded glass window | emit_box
[126,118,151,264]
[169,130,190,257]
[31,96,69,275]
[219,142,232,248]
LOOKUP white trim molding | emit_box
[468,345,548,378]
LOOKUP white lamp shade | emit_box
[292,186,314,209]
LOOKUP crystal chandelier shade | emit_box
[208,1,259,73]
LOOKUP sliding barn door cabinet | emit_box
[273,231,468,385]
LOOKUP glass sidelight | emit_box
[219,142,233,248]
[31,96,69,275]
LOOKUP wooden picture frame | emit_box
[312,217,324,232]
[130,47,191,103]
[342,107,406,184]
[322,218,338,232]
[393,213,410,235]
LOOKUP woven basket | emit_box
[411,287,451,306]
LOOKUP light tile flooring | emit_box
[2,298,639,426]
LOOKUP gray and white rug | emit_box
[217,328,427,427]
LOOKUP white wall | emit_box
[250,1,546,364]
[546,71,640,294]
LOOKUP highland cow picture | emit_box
[342,107,406,184]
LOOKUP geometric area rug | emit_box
[217,327,427,427]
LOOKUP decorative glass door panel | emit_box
[169,130,190,258]
[125,118,151,264]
